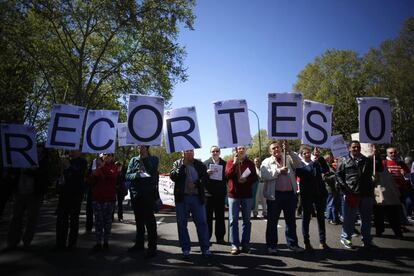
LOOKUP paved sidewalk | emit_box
[1,200,414,275]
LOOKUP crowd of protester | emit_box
[0,141,413,259]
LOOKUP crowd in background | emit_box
[0,141,413,259]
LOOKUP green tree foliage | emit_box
[294,49,366,139]
[294,17,414,155]
[363,18,414,154]
[248,129,271,160]
[1,0,195,132]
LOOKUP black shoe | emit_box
[2,245,17,253]
[92,243,102,252]
[128,244,144,252]
[216,239,227,245]
[145,249,157,258]
[241,246,250,253]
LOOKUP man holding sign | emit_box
[336,140,382,249]
[170,149,211,259]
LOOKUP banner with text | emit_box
[357,97,391,144]
[158,174,175,207]
[46,104,86,150]
[163,106,202,153]
[214,99,251,148]
[268,92,303,140]
[127,95,164,146]
[302,100,333,148]
[82,110,119,153]
[1,124,38,168]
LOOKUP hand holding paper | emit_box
[241,167,251,178]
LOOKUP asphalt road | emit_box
[1,200,414,275]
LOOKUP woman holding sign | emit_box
[204,146,227,245]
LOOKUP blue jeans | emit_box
[341,196,374,243]
[175,195,210,253]
[228,197,253,248]
[266,191,299,248]
[326,192,340,222]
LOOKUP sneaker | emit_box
[319,243,330,250]
[328,220,338,225]
[340,239,354,249]
[288,245,305,253]
[230,246,240,255]
[304,242,313,251]
[267,247,278,255]
[182,250,190,259]
[202,249,212,258]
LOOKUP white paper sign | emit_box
[241,167,251,178]
[163,106,202,153]
[82,110,119,153]
[158,175,175,207]
[208,164,223,181]
[1,124,38,168]
[357,97,391,144]
[268,93,303,140]
[127,95,164,146]
[214,99,251,148]
[302,100,333,148]
[330,134,348,158]
[46,104,86,150]
[117,123,135,147]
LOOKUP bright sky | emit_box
[170,0,414,161]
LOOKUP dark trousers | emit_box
[7,193,43,247]
[206,195,226,241]
[56,194,83,248]
[302,195,326,243]
[374,204,402,237]
[266,191,299,248]
[117,192,125,220]
[132,196,157,250]
[85,189,93,231]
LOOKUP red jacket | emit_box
[225,158,257,199]
[90,162,118,202]
[383,159,410,190]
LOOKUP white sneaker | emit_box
[267,247,278,255]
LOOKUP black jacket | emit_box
[296,160,328,198]
[170,158,208,204]
[203,157,227,197]
[335,154,382,197]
